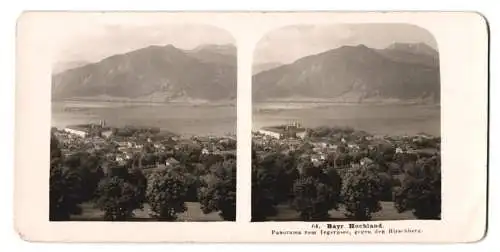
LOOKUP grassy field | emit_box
[261,201,416,221]
[70,202,225,222]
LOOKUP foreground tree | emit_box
[146,169,188,220]
[199,159,236,221]
[251,145,280,221]
[184,173,201,202]
[128,168,148,202]
[50,165,84,220]
[174,143,202,164]
[291,177,337,221]
[342,166,383,220]
[251,165,279,221]
[201,154,224,171]
[290,161,342,221]
[377,172,395,201]
[258,152,299,203]
[50,134,84,221]
[50,133,62,165]
[394,157,441,219]
[95,176,145,221]
[64,152,105,201]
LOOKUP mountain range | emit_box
[252,42,440,103]
[52,44,237,102]
[53,60,90,74]
[53,42,440,104]
[253,62,283,75]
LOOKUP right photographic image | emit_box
[251,24,441,222]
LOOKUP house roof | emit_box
[166,157,180,164]
[260,125,306,134]
[65,125,89,132]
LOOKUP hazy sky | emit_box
[254,24,438,65]
[53,23,234,65]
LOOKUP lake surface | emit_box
[52,101,439,137]
[52,101,236,136]
[253,102,441,136]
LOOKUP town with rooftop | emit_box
[251,122,441,221]
[50,120,237,221]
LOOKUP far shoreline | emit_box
[51,98,236,106]
[254,100,440,107]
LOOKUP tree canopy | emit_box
[146,169,188,220]
[394,158,441,219]
[49,134,84,221]
[199,159,236,221]
[342,166,383,220]
[290,161,342,221]
[95,173,146,221]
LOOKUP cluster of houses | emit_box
[192,136,237,156]
[53,121,237,175]
[253,124,441,175]
[62,120,113,138]
[257,121,307,140]
[53,128,111,157]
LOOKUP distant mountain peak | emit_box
[185,44,236,65]
[389,41,432,48]
[52,43,236,101]
[195,43,235,49]
[253,43,440,103]
[337,44,370,50]
[152,44,182,52]
[329,44,377,55]
[192,44,236,55]
[386,42,438,56]
[355,44,369,48]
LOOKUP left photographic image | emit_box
[50,23,237,221]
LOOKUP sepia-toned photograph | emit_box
[252,24,441,222]
[15,12,487,243]
[50,23,237,221]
